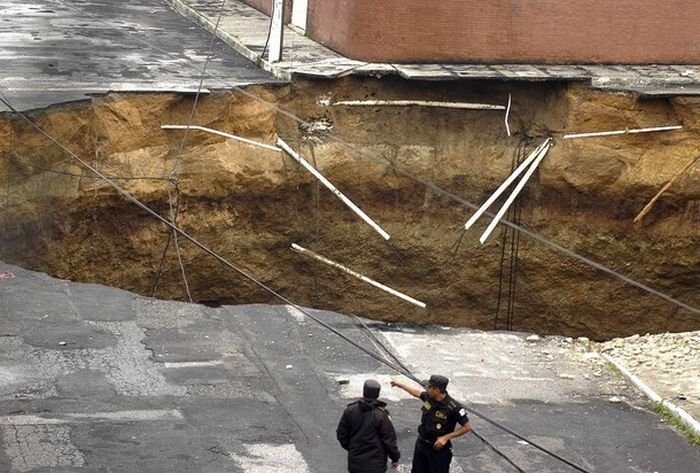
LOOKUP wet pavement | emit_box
[1,262,699,472]
[0,0,277,112]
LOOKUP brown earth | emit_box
[0,77,698,340]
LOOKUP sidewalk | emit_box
[167,0,700,96]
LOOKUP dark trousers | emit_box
[411,438,452,473]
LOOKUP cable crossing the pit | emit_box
[0,92,592,472]
[41,0,700,317]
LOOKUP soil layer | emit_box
[1,77,698,339]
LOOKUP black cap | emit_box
[426,374,449,391]
[363,379,381,399]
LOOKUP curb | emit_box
[603,353,700,437]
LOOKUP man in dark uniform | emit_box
[337,379,401,473]
[391,375,472,473]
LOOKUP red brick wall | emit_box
[299,0,700,64]
[242,0,292,24]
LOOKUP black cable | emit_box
[0,153,169,181]
[33,1,700,315]
[154,0,228,302]
[350,315,529,472]
[308,141,321,299]
[0,93,593,473]
[461,402,590,473]
[472,430,526,473]
[506,139,527,330]
[494,138,524,329]
[507,180,524,331]
[351,314,413,377]
[0,93,411,373]
[494,220,509,329]
[260,0,277,60]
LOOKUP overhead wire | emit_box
[349,315,552,473]
[494,137,528,329]
[160,81,700,315]
[0,153,170,181]
[153,0,229,303]
[1,13,693,466]
[0,5,694,469]
[1,4,695,465]
[0,92,591,472]
[260,0,276,60]
[351,315,526,472]
[42,0,699,316]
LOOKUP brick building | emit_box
[242,0,700,64]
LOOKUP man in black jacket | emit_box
[337,379,401,473]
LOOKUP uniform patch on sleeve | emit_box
[459,408,466,417]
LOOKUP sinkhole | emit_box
[1,77,698,341]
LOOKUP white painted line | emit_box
[0,416,64,426]
[0,410,184,425]
[161,125,282,152]
[286,305,307,322]
[333,100,506,110]
[464,139,551,231]
[163,360,224,368]
[278,138,391,240]
[603,354,700,437]
[291,243,426,308]
[562,125,682,140]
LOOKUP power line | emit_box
[0,92,591,472]
[0,153,169,181]
[41,0,699,315]
[157,0,229,304]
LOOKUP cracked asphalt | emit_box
[1,262,699,472]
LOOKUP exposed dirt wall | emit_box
[1,78,698,339]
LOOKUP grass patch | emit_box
[653,402,700,446]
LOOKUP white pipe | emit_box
[479,142,552,244]
[464,138,551,231]
[504,94,512,137]
[161,125,282,152]
[332,100,506,110]
[291,243,426,308]
[277,138,391,240]
[603,354,700,437]
[562,125,682,140]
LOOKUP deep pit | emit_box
[1,77,698,340]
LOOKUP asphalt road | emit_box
[1,261,699,472]
[0,0,276,111]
